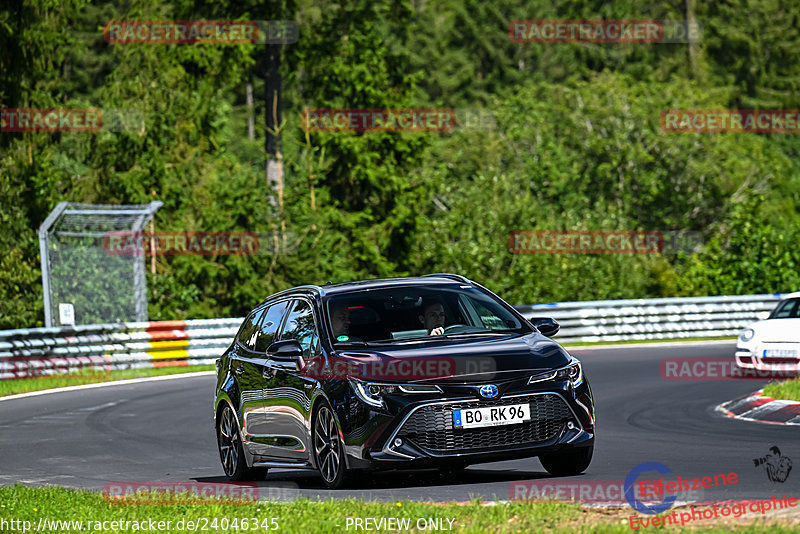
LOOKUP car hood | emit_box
[748,318,800,343]
[321,333,573,383]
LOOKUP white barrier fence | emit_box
[0,319,238,380]
[1,294,785,379]
[516,294,783,343]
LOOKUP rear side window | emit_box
[237,308,266,349]
[280,300,319,357]
[254,301,290,353]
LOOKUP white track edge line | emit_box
[566,339,736,350]
[0,371,216,402]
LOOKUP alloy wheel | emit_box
[314,406,341,484]
[217,406,240,478]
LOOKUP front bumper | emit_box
[736,344,800,374]
[347,389,594,469]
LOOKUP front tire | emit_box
[217,404,268,481]
[539,445,593,476]
[313,401,351,489]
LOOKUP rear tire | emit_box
[539,446,593,476]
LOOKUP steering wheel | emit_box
[443,324,469,334]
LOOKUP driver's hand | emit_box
[431,327,445,336]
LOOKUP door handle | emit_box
[234,366,244,376]
[262,368,274,379]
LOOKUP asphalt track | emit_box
[1,341,798,503]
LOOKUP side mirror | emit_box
[531,317,560,337]
[266,340,304,371]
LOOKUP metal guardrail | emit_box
[0,319,238,380]
[516,293,784,343]
[0,294,787,380]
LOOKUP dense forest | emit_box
[2,0,800,328]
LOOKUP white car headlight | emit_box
[739,328,755,342]
[352,380,441,408]
[529,359,583,387]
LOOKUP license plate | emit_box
[763,349,798,358]
[452,403,530,429]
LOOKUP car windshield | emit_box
[324,284,531,343]
[770,298,800,319]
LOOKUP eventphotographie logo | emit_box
[753,446,793,483]
[625,462,737,516]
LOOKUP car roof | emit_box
[261,274,473,303]
[320,275,472,296]
[782,291,800,300]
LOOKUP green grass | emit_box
[0,485,797,533]
[0,365,214,398]
[762,378,800,402]
[561,336,736,347]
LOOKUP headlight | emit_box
[352,380,442,408]
[739,328,755,342]
[529,359,583,387]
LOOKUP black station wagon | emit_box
[214,274,595,488]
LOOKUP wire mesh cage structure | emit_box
[38,202,163,327]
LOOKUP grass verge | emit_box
[762,378,800,402]
[0,485,798,533]
[0,365,214,398]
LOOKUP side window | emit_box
[237,308,266,349]
[459,294,521,330]
[279,300,319,358]
[472,300,509,329]
[774,299,800,318]
[254,301,290,353]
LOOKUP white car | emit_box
[736,292,800,374]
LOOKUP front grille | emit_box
[762,356,800,365]
[395,394,575,454]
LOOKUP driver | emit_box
[418,300,446,336]
[330,304,352,339]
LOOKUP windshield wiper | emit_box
[442,331,519,338]
[332,340,376,347]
